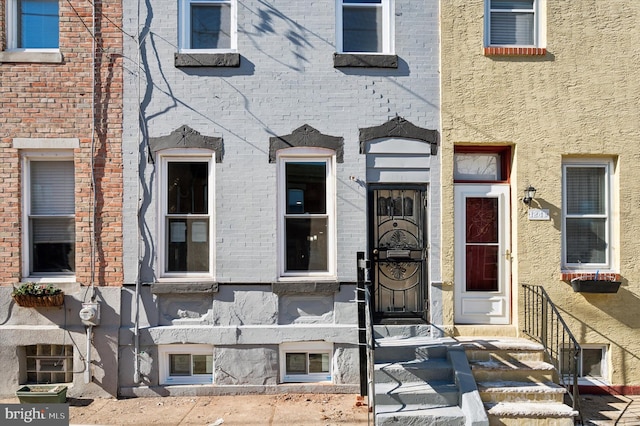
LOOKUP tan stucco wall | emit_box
[441,1,640,387]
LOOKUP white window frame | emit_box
[562,159,615,271]
[561,345,609,385]
[5,0,60,51]
[280,342,333,383]
[158,344,214,385]
[21,151,76,283]
[336,0,394,54]
[277,148,336,280]
[158,150,215,280]
[178,0,237,53]
[484,0,545,48]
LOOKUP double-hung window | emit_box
[562,160,613,270]
[23,155,75,278]
[337,0,393,54]
[485,0,541,47]
[159,153,214,278]
[278,149,335,278]
[6,0,59,49]
[178,0,236,51]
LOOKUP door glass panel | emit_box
[465,197,499,291]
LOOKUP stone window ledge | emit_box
[272,281,341,295]
[333,53,398,68]
[175,52,240,68]
[483,47,547,57]
[0,51,63,64]
[151,282,218,294]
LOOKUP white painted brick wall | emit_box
[122,0,441,283]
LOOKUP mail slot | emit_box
[387,249,411,258]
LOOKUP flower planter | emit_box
[12,292,65,307]
[570,279,621,294]
[16,385,67,403]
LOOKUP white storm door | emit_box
[454,184,511,324]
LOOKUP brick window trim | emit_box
[561,272,620,282]
[483,47,547,57]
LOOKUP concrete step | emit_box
[375,358,453,383]
[469,359,557,383]
[375,340,448,363]
[375,381,459,407]
[459,337,546,363]
[376,404,466,426]
[485,402,578,426]
[477,381,566,404]
[373,324,432,339]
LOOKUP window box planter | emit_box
[11,283,65,307]
[570,278,621,294]
[12,293,65,307]
[16,385,67,403]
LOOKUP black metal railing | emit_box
[357,252,375,421]
[522,284,582,422]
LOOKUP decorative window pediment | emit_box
[269,125,344,163]
[359,116,439,155]
[149,125,223,162]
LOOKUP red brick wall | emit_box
[0,0,123,286]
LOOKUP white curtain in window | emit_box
[490,0,534,45]
[30,161,74,215]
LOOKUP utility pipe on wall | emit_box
[85,325,93,384]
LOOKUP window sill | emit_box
[175,52,240,68]
[272,281,340,294]
[0,50,63,64]
[483,47,547,57]
[333,53,398,68]
[151,282,218,294]
[561,272,619,282]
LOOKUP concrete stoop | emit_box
[373,326,488,426]
[459,338,579,426]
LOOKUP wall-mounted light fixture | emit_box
[523,186,537,205]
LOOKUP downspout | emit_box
[132,0,143,385]
[85,326,93,384]
[85,0,97,385]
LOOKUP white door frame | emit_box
[454,184,511,324]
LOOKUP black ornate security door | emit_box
[370,187,428,322]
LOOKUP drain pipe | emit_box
[85,326,93,384]
[132,0,143,385]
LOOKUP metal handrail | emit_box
[357,252,375,424]
[364,284,375,422]
[522,284,583,423]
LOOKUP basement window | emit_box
[24,344,73,384]
[561,345,608,382]
[159,345,214,385]
[280,342,332,383]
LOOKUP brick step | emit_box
[477,381,566,403]
[376,404,466,426]
[375,381,459,407]
[375,358,453,383]
[470,359,557,383]
[485,402,578,426]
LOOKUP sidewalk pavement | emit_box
[580,394,640,425]
[1,393,371,426]
[1,393,638,425]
